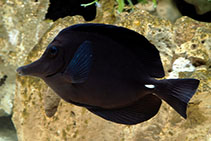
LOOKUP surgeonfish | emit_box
[17,23,200,125]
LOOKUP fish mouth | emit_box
[16,64,38,76]
[16,58,45,77]
[16,66,27,76]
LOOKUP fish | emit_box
[17,23,200,125]
[45,0,97,21]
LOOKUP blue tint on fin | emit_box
[64,40,93,83]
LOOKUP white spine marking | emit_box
[145,84,155,89]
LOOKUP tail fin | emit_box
[155,79,200,118]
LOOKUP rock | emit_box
[0,68,14,117]
[0,0,52,117]
[93,0,115,24]
[173,16,211,46]
[12,3,211,140]
[43,87,61,118]
[131,0,182,23]
[0,0,52,140]
[168,57,195,78]
[0,0,51,66]
[156,0,182,23]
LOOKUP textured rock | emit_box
[12,4,211,141]
[156,0,182,23]
[0,0,52,117]
[43,87,61,118]
[0,0,53,140]
[92,0,115,24]
[0,0,51,66]
[173,16,211,46]
[0,68,14,117]
[134,0,182,23]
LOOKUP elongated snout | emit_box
[16,59,44,77]
[16,63,39,76]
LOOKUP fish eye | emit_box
[48,46,58,57]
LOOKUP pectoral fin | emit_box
[63,40,93,83]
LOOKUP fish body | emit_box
[44,32,152,109]
[17,23,199,125]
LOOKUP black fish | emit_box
[17,23,199,125]
[46,0,97,21]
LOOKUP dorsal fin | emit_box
[61,23,165,78]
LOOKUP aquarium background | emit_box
[0,0,210,141]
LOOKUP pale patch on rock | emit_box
[207,129,211,141]
[8,29,19,46]
[168,57,195,78]
[0,81,16,116]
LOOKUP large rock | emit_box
[0,0,51,117]
[12,4,211,140]
[0,0,51,140]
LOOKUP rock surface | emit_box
[0,0,52,140]
[0,0,51,117]
[12,3,211,140]
[155,0,182,23]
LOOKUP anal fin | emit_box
[87,94,162,125]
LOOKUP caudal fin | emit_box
[155,79,200,118]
